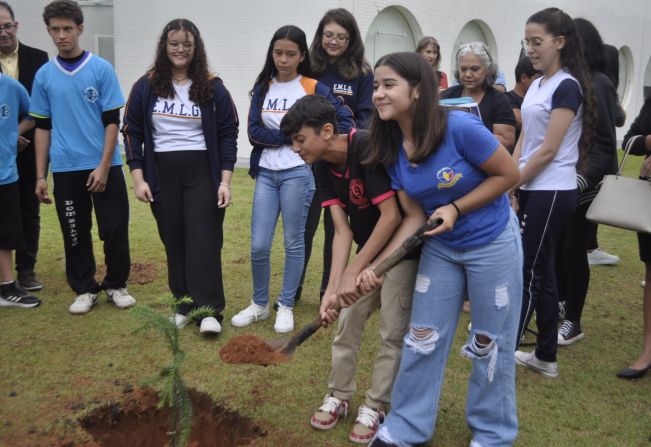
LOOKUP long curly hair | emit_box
[527,8,596,163]
[150,18,214,105]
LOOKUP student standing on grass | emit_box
[123,19,238,335]
[513,7,595,378]
[296,8,374,306]
[0,74,41,309]
[0,1,49,293]
[416,36,448,90]
[30,0,135,315]
[617,96,651,379]
[555,18,618,347]
[231,25,353,334]
[280,94,418,444]
[357,52,521,447]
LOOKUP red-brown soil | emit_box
[219,335,290,366]
[95,262,157,285]
[80,388,265,447]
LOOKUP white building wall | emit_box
[14,1,651,160]
[12,1,113,63]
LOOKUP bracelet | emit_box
[450,201,461,217]
[219,182,231,189]
[37,176,47,181]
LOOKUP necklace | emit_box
[172,77,189,84]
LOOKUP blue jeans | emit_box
[250,165,315,308]
[376,212,522,447]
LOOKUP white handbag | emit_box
[586,135,651,234]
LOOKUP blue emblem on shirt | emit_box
[0,104,9,119]
[84,87,99,103]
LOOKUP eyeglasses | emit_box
[0,23,16,33]
[521,37,561,50]
[168,42,194,52]
[322,31,349,44]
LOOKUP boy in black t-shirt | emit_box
[281,95,419,444]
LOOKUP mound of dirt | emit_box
[219,335,289,366]
[95,262,157,285]
[80,388,265,447]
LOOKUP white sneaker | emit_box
[274,303,294,333]
[231,302,270,327]
[69,292,99,315]
[170,313,188,328]
[515,350,559,378]
[199,317,222,334]
[106,288,136,309]
[587,248,619,265]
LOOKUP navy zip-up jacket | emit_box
[247,76,354,178]
[122,74,239,200]
[316,63,374,129]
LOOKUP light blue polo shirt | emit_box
[0,74,30,185]
[29,53,125,172]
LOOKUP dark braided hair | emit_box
[527,8,596,164]
[150,18,214,106]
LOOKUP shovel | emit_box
[268,217,443,358]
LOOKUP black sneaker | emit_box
[0,281,42,308]
[17,271,43,291]
[557,320,584,346]
[369,439,397,447]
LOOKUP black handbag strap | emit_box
[617,135,644,176]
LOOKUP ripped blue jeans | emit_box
[376,211,522,447]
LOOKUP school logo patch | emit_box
[349,179,370,209]
[436,167,463,189]
[0,104,9,119]
[84,87,99,103]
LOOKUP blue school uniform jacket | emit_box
[122,74,239,200]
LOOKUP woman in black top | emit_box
[441,42,516,151]
[618,95,651,379]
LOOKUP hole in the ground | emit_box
[80,388,265,447]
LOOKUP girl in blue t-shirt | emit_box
[360,52,522,447]
[512,8,596,379]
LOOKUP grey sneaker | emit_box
[587,248,619,265]
[557,320,584,346]
[515,350,559,378]
[69,292,99,315]
[17,271,43,291]
[105,287,136,309]
[0,281,41,308]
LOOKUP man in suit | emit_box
[0,1,49,291]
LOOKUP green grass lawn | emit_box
[0,159,650,446]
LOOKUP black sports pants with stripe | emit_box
[517,189,576,362]
[53,166,131,295]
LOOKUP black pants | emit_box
[53,166,130,294]
[15,147,40,273]
[301,184,333,299]
[556,201,591,324]
[517,189,577,362]
[156,151,225,322]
